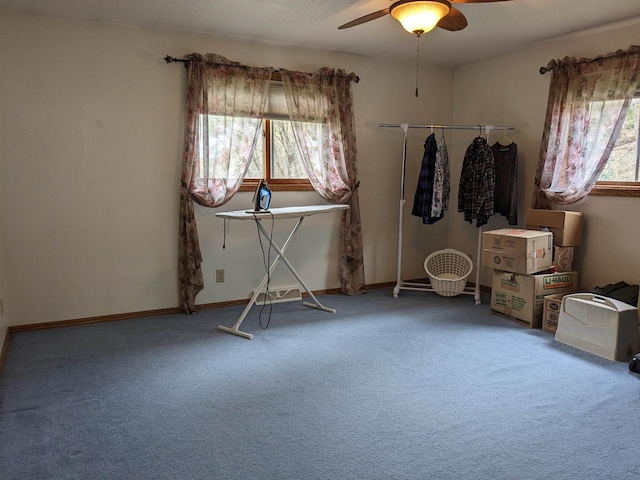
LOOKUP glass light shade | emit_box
[390,1,450,35]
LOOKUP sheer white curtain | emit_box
[179,53,272,313]
[533,46,640,207]
[280,68,365,295]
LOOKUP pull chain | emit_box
[415,33,421,97]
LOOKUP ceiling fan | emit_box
[338,0,513,37]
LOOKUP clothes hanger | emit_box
[484,125,492,141]
[498,127,513,146]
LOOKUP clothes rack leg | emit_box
[475,226,483,305]
[393,124,409,298]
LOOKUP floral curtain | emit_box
[533,45,640,207]
[179,53,272,313]
[280,68,365,295]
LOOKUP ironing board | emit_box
[215,204,349,339]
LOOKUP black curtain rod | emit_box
[164,55,189,67]
[163,55,360,83]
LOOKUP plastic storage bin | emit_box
[555,293,640,361]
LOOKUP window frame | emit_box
[591,89,640,198]
[589,182,640,197]
[239,74,314,193]
[238,118,315,192]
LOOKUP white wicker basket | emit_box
[424,249,473,297]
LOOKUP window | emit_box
[196,80,319,192]
[240,79,315,192]
[592,90,640,197]
[241,118,315,192]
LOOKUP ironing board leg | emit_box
[255,221,336,313]
[217,217,303,339]
[217,216,336,338]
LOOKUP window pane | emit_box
[599,98,640,182]
[244,128,264,179]
[199,115,264,180]
[271,120,308,179]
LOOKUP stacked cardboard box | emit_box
[526,209,583,272]
[483,223,582,329]
[482,229,553,275]
[490,270,578,328]
[542,293,568,333]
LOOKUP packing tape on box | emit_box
[532,248,548,259]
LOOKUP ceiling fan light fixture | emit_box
[390,0,451,35]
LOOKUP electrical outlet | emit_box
[216,269,225,283]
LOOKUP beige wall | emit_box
[450,20,640,290]
[2,12,637,330]
[0,13,453,326]
[0,142,6,346]
[0,24,7,344]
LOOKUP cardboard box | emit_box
[482,229,553,275]
[553,246,574,272]
[491,270,578,328]
[525,209,583,246]
[542,293,567,334]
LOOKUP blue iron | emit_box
[253,180,272,212]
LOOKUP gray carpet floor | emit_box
[1,288,639,480]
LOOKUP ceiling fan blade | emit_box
[450,0,513,3]
[437,6,468,31]
[338,8,390,29]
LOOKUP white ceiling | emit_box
[2,0,640,67]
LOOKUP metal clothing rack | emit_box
[379,122,517,305]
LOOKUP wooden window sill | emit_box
[238,179,315,192]
[590,182,640,197]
